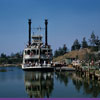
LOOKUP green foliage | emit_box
[0,53,7,58]
[97,53,100,60]
[71,39,81,51]
[63,44,67,54]
[0,52,22,64]
[54,44,68,57]
[54,31,100,64]
[85,53,96,62]
[91,46,98,52]
[89,32,96,46]
[82,37,88,48]
[71,32,100,52]
[89,32,100,51]
[95,36,100,51]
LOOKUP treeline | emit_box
[0,52,23,64]
[54,32,100,58]
[54,44,68,57]
[71,32,100,51]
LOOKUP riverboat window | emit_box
[25,50,30,55]
[41,50,48,54]
[48,50,51,52]
[48,50,52,55]
[32,43,37,46]
[33,37,42,42]
[31,50,36,55]
[27,50,30,55]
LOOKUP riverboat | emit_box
[22,19,53,71]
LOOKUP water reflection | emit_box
[55,71,69,86]
[71,72,100,97]
[71,72,83,92]
[0,67,23,82]
[24,71,54,98]
[0,67,100,97]
[24,71,100,98]
[55,71,100,97]
[83,77,100,97]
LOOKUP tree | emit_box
[95,36,100,51]
[71,45,75,51]
[89,32,96,46]
[82,37,88,48]
[15,52,22,58]
[54,44,68,57]
[0,53,7,58]
[10,53,15,58]
[54,50,59,57]
[62,44,67,54]
[58,47,64,55]
[71,39,81,51]
[89,32,100,51]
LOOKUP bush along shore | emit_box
[0,64,22,67]
[0,52,22,67]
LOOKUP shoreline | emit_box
[0,64,22,67]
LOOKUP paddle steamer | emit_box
[22,19,53,71]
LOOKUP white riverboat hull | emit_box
[22,64,54,71]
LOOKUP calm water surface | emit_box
[0,66,100,98]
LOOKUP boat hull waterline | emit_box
[22,65,54,71]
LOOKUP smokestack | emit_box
[28,19,31,46]
[45,19,48,46]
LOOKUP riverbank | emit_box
[0,64,22,67]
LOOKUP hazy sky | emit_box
[0,0,100,54]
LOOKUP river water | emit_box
[0,66,100,98]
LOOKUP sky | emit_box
[0,0,100,55]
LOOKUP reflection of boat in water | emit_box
[24,71,54,98]
[22,19,53,71]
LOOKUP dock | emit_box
[55,66,75,71]
[75,65,100,81]
[53,62,100,81]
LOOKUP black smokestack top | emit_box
[28,19,31,46]
[45,19,48,46]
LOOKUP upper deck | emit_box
[31,35,43,46]
[22,19,53,65]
